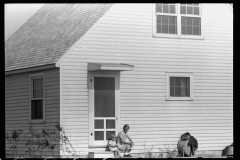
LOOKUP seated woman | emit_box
[117,124,134,157]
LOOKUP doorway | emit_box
[88,72,120,146]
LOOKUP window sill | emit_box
[29,120,46,124]
[153,33,204,40]
[166,97,193,101]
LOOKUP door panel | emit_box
[94,77,115,117]
[94,118,116,143]
[106,119,115,129]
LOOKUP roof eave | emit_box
[5,63,57,75]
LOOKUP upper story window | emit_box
[180,3,201,35]
[154,3,203,39]
[29,73,45,123]
[156,3,177,34]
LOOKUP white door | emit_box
[89,72,119,146]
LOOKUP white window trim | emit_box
[29,72,45,123]
[153,3,204,39]
[166,72,193,101]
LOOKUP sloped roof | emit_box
[5,3,113,72]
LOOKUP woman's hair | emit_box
[123,124,130,129]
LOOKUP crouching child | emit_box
[108,134,120,158]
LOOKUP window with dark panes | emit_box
[31,77,43,119]
[180,3,201,35]
[170,77,190,97]
[181,17,201,35]
[155,3,202,37]
[156,3,177,34]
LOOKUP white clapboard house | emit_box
[5,3,233,158]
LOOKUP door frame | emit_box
[88,71,120,147]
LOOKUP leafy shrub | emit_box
[5,129,22,158]
[55,124,77,157]
[25,125,57,158]
[6,124,78,158]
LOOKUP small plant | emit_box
[159,144,178,158]
[138,139,155,158]
[5,129,22,158]
[158,148,164,158]
[55,124,77,157]
[25,125,57,158]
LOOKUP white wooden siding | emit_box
[60,3,233,155]
[5,68,60,157]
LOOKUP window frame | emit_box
[29,72,45,123]
[153,3,204,39]
[166,72,193,101]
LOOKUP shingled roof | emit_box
[5,3,113,72]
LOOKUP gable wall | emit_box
[60,3,233,156]
[5,68,60,158]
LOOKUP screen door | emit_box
[89,74,118,146]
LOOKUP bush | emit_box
[5,124,78,158]
[5,129,22,158]
[25,125,57,158]
[55,124,77,157]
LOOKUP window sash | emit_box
[29,73,44,121]
[181,17,201,35]
[180,3,200,15]
[156,15,177,34]
[31,99,43,119]
[170,77,190,97]
[156,3,177,14]
[32,78,43,99]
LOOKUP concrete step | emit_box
[88,151,127,158]
[88,151,115,158]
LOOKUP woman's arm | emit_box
[119,136,131,145]
[127,135,134,147]
[127,135,132,141]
